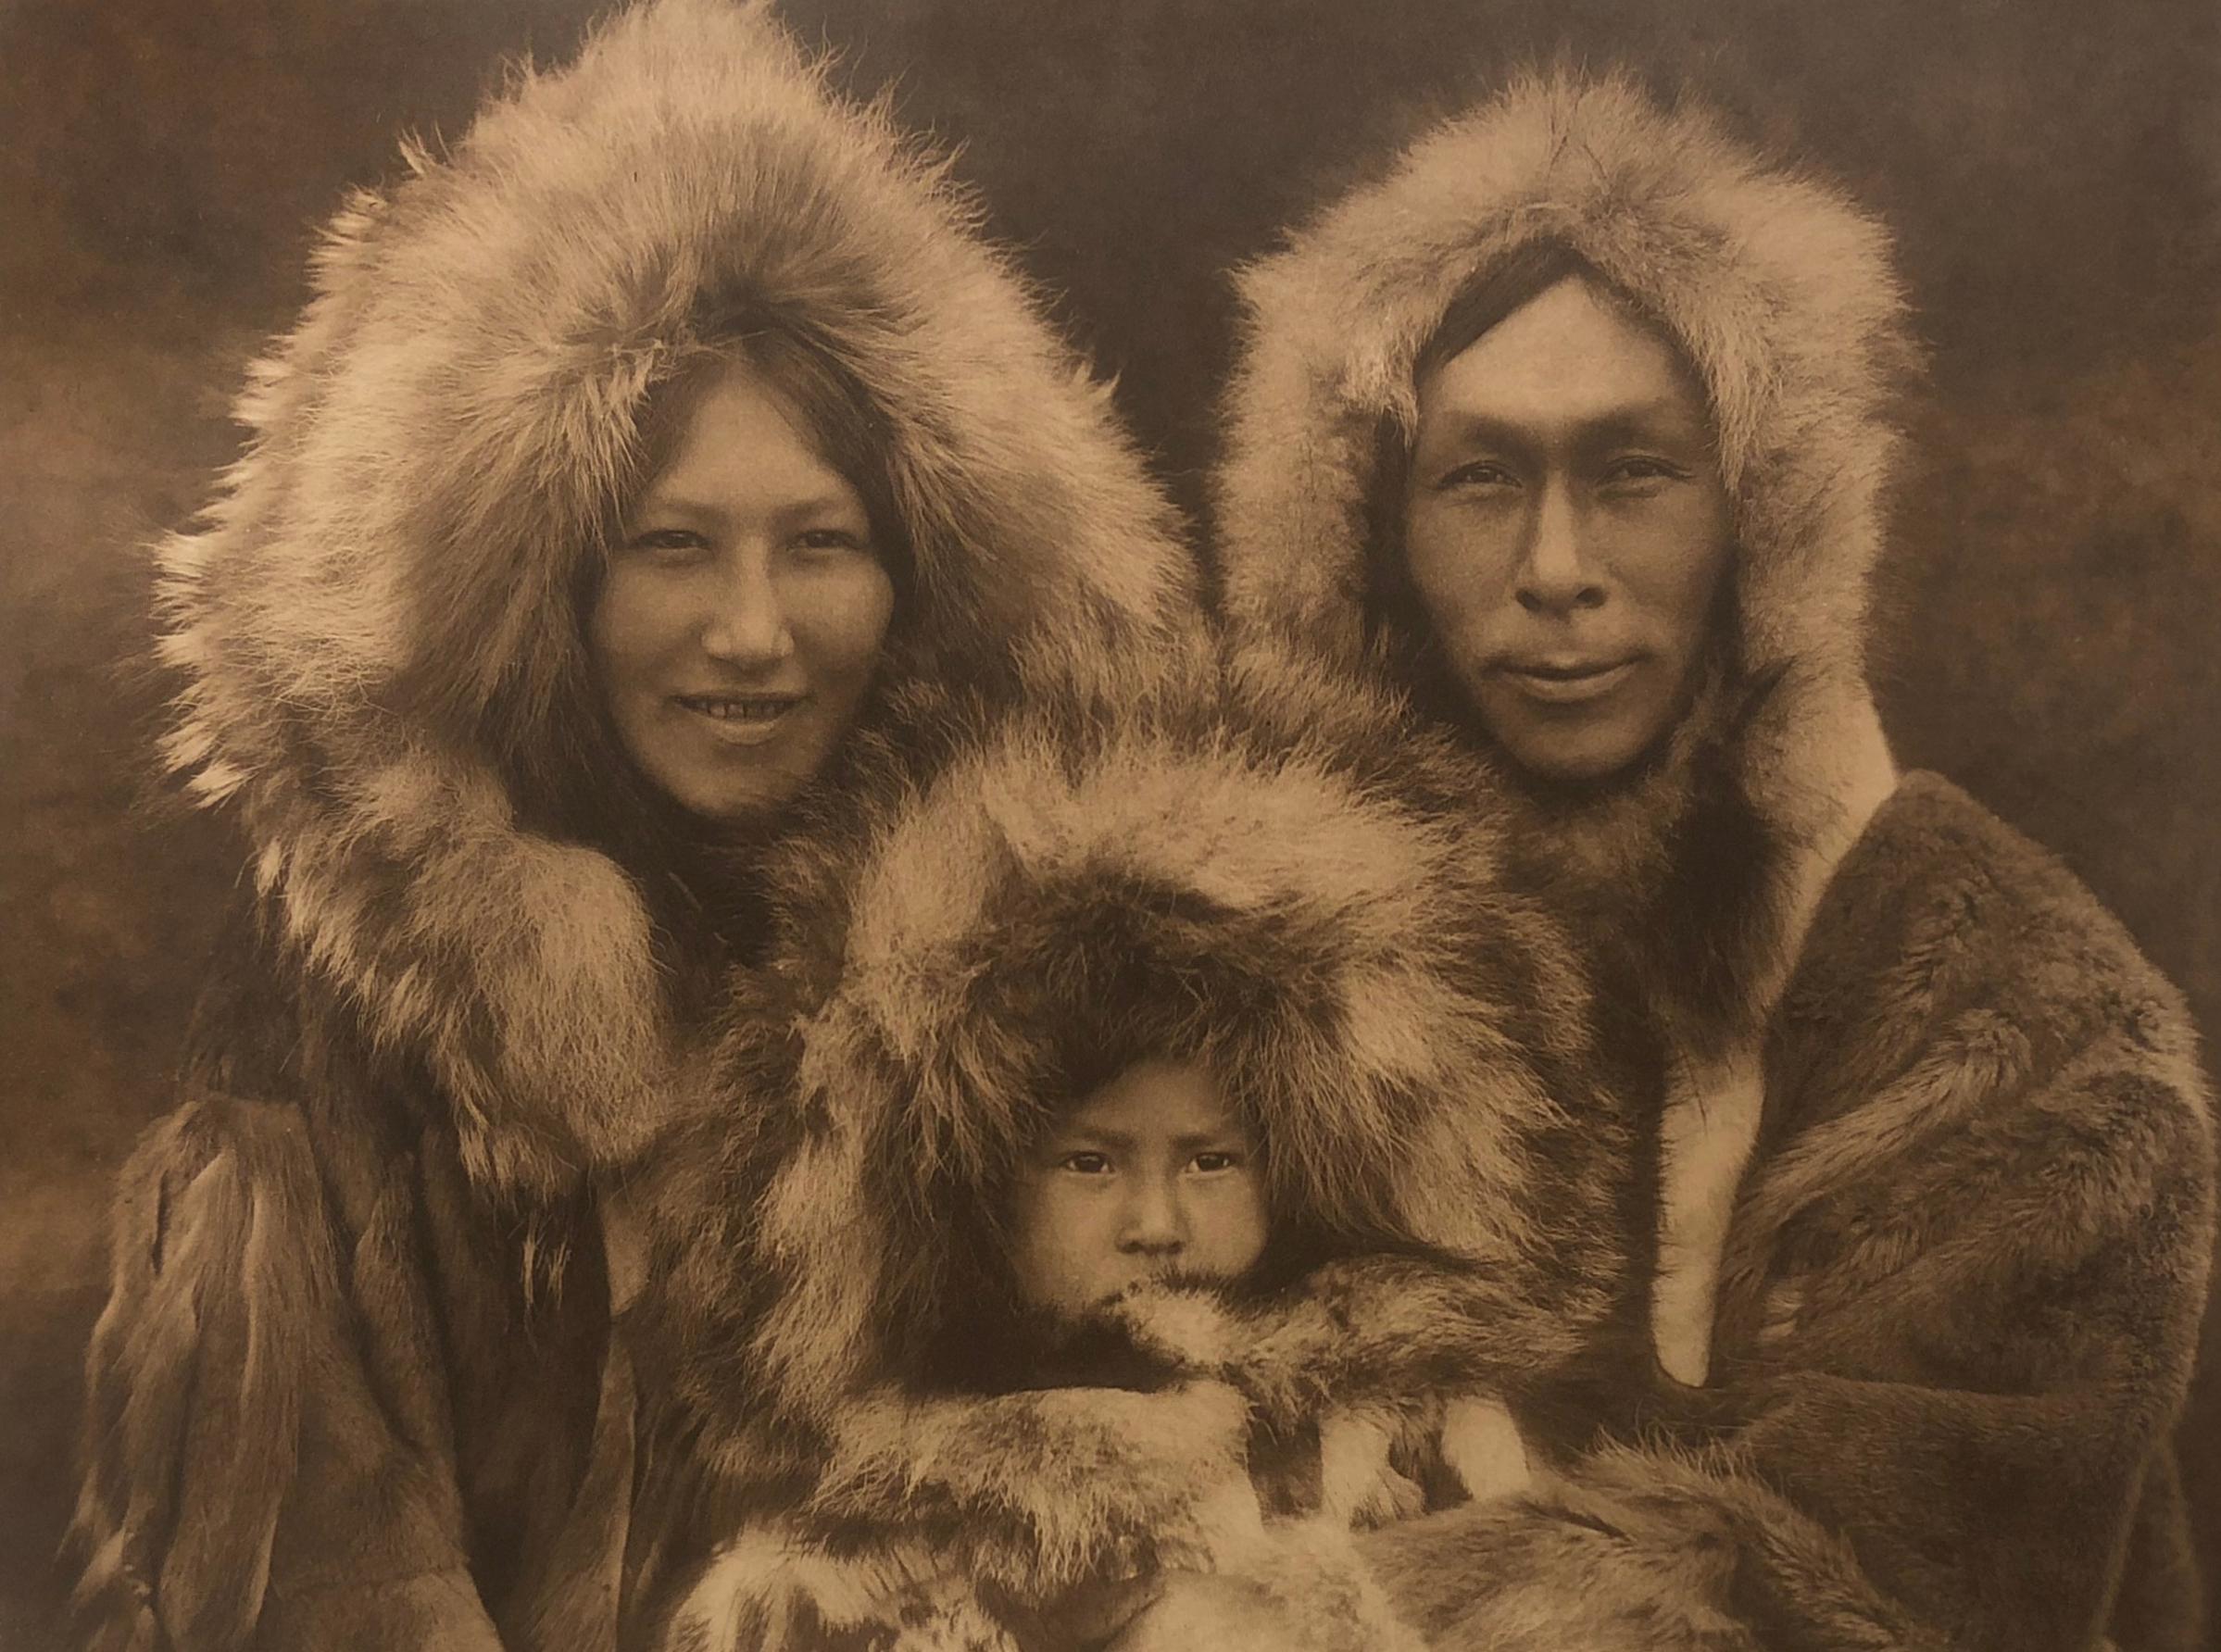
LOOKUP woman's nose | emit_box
[1515,482,1606,615]
[1118,1177,1186,1257]
[702,553,796,664]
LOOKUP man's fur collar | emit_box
[1212,70,1914,1044]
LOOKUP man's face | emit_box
[1401,275,1733,783]
[1007,1059,1268,1316]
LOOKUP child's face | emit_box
[1008,1058,1269,1315]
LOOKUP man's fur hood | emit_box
[153,0,1204,1198]
[1214,70,1915,1045]
[633,666,1639,1635]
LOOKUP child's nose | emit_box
[1118,1177,1186,1256]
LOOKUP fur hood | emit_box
[634,665,1638,1604]
[1213,71,1915,1041]
[153,0,1204,1197]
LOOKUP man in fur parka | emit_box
[1199,71,2218,1652]
[627,673,1650,1652]
[69,3,1211,1648]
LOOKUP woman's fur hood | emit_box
[153,0,1204,1197]
[1214,70,1916,1044]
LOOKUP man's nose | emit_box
[702,552,796,663]
[1117,1176,1187,1257]
[1514,481,1606,615]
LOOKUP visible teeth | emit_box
[684,696,792,720]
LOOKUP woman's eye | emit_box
[791,526,873,557]
[621,527,708,560]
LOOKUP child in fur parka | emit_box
[69,4,1213,1648]
[627,676,1650,1652]
[1203,69,2216,1652]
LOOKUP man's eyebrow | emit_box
[1172,1130,1249,1152]
[1424,396,1708,448]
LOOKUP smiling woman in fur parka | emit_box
[1202,71,2217,1652]
[623,668,1650,1652]
[69,3,1209,1648]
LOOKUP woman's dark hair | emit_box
[510,311,917,987]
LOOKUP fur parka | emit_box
[72,3,1206,1648]
[629,662,1650,1651]
[1210,71,2216,1652]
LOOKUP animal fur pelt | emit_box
[626,662,1645,1647]
[152,0,1206,1203]
[1209,70,2215,1651]
[1348,779,2215,1651]
[78,2,1210,1646]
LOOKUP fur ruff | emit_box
[632,665,1640,1638]
[152,0,1205,1198]
[1213,69,1910,1049]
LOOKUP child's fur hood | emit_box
[154,0,1203,1198]
[1214,71,1916,1041]
[639,663,1638,1566]
[630,664,1639,1646]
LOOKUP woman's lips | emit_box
[674,692,807,746]
[1493,657,1638,706]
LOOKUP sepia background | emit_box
[4,0,2217,1642]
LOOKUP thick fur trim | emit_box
[1212,70,1909,1036]
[659,665,1631,1441]
[661,1512,1424,1652]
[156,0,1203,1196]
[632,666,1638,1629]
[1354,778,2216,1651]
[1216,69,1911,745]
[1358,1445,1943,1652]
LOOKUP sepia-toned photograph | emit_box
[4,0,2217,1647]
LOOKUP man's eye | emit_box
[1600,457,1688,488]
[1190,1151,1241,1174]
[1436,460,1519,491]
[1060,1151,1112,1175]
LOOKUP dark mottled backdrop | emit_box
[4,0,2217,1644]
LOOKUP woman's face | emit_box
[589,357,896,822]
[1401,275,1733,783]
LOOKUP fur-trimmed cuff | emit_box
[805,1383,1263,1597]
[1112,1521,1428,1652]
[1355,1445,1939,1652]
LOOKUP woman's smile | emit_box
[673,690,810,745]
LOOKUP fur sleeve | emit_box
[1354,1039,2216,1652]
[802,1382,1266,1597]
[71,1096,505,1652]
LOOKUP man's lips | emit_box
[673,691,808,745]
[1492,657,1640,705]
